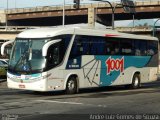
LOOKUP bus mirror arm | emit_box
[42,39,61,57]
[1,40,14,56]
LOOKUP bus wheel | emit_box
[66,77,77,94]
[131,74,141,89]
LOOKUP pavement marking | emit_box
[1,98,105,108]
[1,99,107,108]
[1,100,40,106]
[35,99,84,105]
[35,99,107,108]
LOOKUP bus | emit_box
[1,26,159,94]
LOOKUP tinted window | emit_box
[46,35,72,69]
[70,35,106,57]
[134,40,140,56]
[105,38,120,55]
[147,41,158,56]
[70,35,158,57]
[120,39,133,55]
[134,40,147,56]
[139,40,147,56]
[90,37,105,55]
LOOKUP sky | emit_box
[0,0,147,9]
[0,0,119,9]
[0,0,150,10]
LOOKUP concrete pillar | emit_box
[0,10,6,25]
[88,7,95,28]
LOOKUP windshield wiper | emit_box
[13,51,32,72]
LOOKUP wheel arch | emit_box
[64,73,79,92]
[131,71,141,83]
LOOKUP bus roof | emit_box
[17,26,158,41]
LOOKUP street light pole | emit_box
[133,14,135,27]
[94,0,121,30]
[95,2,107,25]
[15,0,16,8]
[91,0,117,29]
[63,0,65,27]
[112,3,122,30]
[101,1,114,30]
[153,18,160,37]
[6,0,8,30]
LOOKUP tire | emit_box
[66,77,77,94]
[130,74,141,89]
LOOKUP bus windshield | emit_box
[9,38,49,73]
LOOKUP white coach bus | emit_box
[1,26,159,94]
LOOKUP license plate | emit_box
[19,84,25,88]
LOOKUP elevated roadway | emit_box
[3,0,160,26]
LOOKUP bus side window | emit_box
[81,36,90,55]
[139,40,147,56]
[135,40,147,56]
[71,35,106,56]
[120,39,133,55]
[90,37,105,55]
[70,39,82,58]
[147,41,158,56]
[106,39,120,55]
[134,40,140,56]
[70,36,90,57]
[135,49,141,56]
[47,43,60,68]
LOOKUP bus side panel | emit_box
[64,56,101,89]
[111,67,140,86]
[46,67,65,91]
[145,53,158,82]
[95,56,152,87]
[139,68,150,83]
[111,67,157,85]
[81,56,101,87]
[63,69,85,89]
[64,55,154,88]
[149,67,158,81]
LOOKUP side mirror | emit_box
[1,40,14,56]
[42,39,61,57]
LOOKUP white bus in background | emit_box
[1,26,159,94]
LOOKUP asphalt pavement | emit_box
[0,80,160,120]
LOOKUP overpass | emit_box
[1,0,160,26]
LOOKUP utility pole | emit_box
[91,0,136,30]
[6,0,8,30]
[153,18,160,37]
[62,0,65,27]
[90,0,115,30]
[15,0,17,8]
